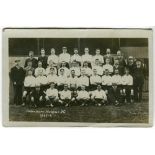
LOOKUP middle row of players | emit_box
[25,67,133,89]
[30,58,125,77]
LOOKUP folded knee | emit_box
[31,97,34,102]
[23,91,27,97]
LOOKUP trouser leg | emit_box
[94,99,104,106]
[126,86,130,102]
[77,99,87,106]
[64,99,71,106]
[138,84,143,102]
[108,95,116,105]
[16,85,23,105]
[134,85,138,102]
[13,85,18,105]
[36,98,42,107]
[49,98,58,107]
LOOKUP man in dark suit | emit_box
[115,50,126,67]
[108,83,123,106]
[24,51,38,68]
[10,59,25,105]
[126,56,136,76]
[103,48,114,65]
[38,48,48,69]
[113,58,125,76]
[133,59,145,102]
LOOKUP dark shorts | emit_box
[24,87,35,94]
[70,85,78,91]
[57,85,64,91]
[102,85,111,91]
[77,99,90,105]
[90,84,98,91]
[78,86,89,91]
[122,85,133,91]
[93,98,106,104]
[60,99,71,105]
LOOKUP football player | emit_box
[91,84,107,106]
[45,82,59,107]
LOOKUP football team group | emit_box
[10,47,146,108]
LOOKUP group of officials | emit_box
[10,47,146,108]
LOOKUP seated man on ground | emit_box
[76,85,90,106]
[91,84,107,106]
[59,84,72,107]
[45,82,59,107]
[108,82,123,106]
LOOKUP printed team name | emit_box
[40,110,66,118]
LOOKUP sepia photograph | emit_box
[2,28,153,127]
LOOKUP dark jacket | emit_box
[108,86,122,103]
[115,56,126,67]
[32,89,45,102]
[103,55,114,65]
[24,57,38,68]
[133,67,145,85]
[113,65,125,76]
[38,56,48,69]
[10,66,25,85]
[126,63,136,76]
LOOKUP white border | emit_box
[2,28,153,127]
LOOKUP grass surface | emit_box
[9,99,149,123]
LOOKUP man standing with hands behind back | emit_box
[10,59,25,105]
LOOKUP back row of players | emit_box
[10,47,146,107]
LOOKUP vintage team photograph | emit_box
[2,28,153,127]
